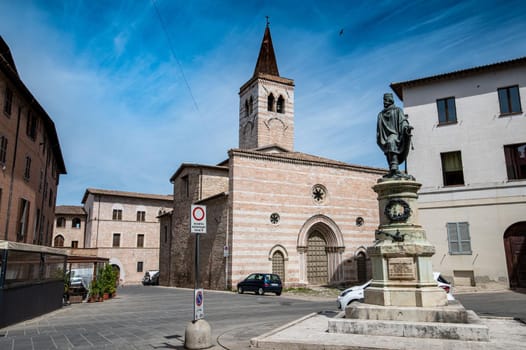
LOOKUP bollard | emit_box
[184,319,212,349]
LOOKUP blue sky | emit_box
[1,0,525,205]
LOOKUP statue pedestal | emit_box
[364,179,447,307]
[329,178,489,344]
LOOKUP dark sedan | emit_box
[237,273,282,295]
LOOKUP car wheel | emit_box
[237,286,243,294]
[257,287,264,295]
[275,291,281,296]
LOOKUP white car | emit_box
[337,280,372,310]
[337,274,455,309]
[433,272,455,301]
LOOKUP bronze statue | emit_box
[376,93,413,178]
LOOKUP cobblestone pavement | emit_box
[0,285,335,350]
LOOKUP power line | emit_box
[151,0,201,115]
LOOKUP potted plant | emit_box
[100,264,116,299]
[88,279,100,303]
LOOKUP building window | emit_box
[182,175,189,198]
[137,261,143,272]
[0,135,7,164]
[498,85,522,115]
[57,217,66,228]
[16,199,30,242]
[137,234,144,248]
[26,110,38,140]
[24,156,31,180]
[244,99,249,118]
[312,184,327,203]
[249,96,253,114]
[267,93,275,111]
[136,210,146,222]
[3,87,13,116]
[54,235,64,247]
[441,151,464,186]
[71,240,79,248]
[164,226,168,243]
[112,233,121,247]
[276,95,285,113]
[504,143,526,180]
[436,97,457,124]
[112,209,122,221]
[72,217,81,229]
[447,222,472,255]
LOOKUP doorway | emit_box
[307,230,328,285]
[504,222,526,288]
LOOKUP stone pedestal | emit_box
[365,179,448,307]
[328,178,489,345]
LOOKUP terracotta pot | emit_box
[103,293,110,300]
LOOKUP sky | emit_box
[1,0,525,205]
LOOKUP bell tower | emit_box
[238,23,295,151]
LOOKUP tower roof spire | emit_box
[253,20,280,77]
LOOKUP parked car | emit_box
[237,273,282,295]
[142,270,159,286]
[433,272,455,301]
[337,273,455,309]
[336,280,372,310]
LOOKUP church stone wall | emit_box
[162,166,228,288]
[229,153,382,288]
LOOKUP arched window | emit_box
[244,99,249,118]
[277,95,285,114]
[54,235,64,247]
[249,96,253,114]
[267,94,275,111]
[72,217,81,229]
[56,217,66,228]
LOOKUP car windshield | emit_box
[436,275,449,284]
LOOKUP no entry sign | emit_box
[191,205,207,234]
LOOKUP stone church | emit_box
[159,25,385,290]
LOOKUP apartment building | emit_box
[82,188,172,284]
[0,35,66,245]
[391,56,526,288]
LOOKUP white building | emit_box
[391,56,526,289]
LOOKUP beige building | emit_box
[78,188,172,284]
[160,25,385,290]
[52,205,86,248]
[0,36,66,246]
[391,56,526,289]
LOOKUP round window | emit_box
[312,184,327,203]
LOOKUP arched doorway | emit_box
[53,235,64,247]
[272,251,285,281]
[297,215,345,286]
[307,231,328,285]
[504,222,526,288]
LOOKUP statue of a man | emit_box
[376,93,413,177]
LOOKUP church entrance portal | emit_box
[504,222,526,288]
[307,231,328,285]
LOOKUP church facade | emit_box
[159,25,385,290]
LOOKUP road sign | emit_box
[191,205,206,234]
[194,288,204,320]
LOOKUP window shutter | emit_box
[459,222,472,254]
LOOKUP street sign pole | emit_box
[194,232,200,320]
[185,205,210,349]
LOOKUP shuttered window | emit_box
[447,222,472,255]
